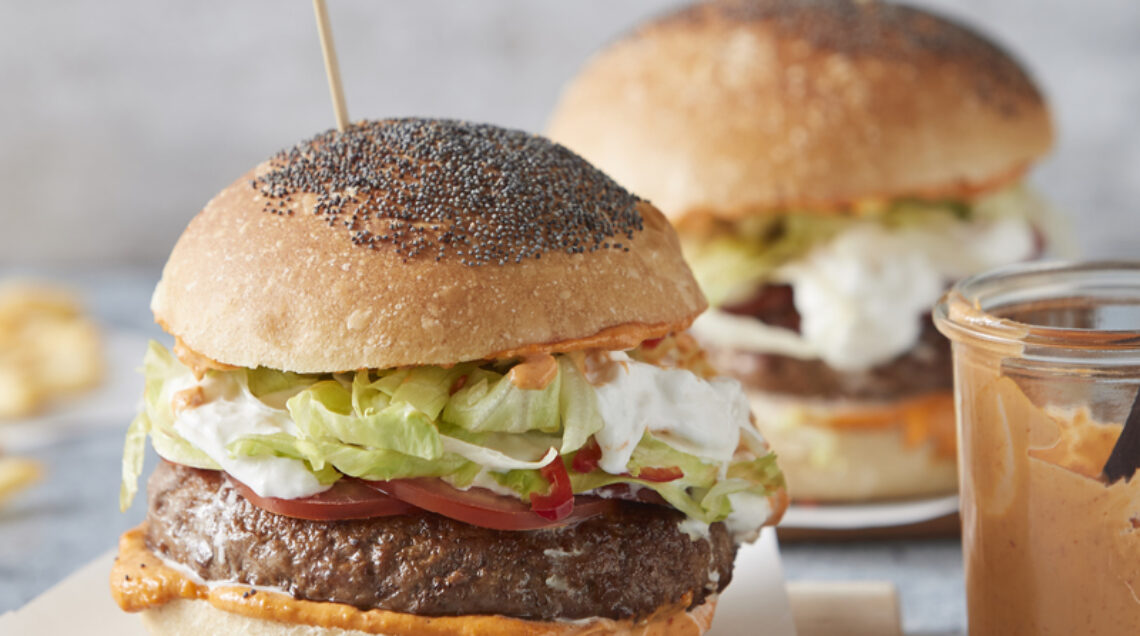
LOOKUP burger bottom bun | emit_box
[138,597,718,636]
[748,391,959,502]
[141,602,369,636]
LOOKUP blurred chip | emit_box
[0,282,103,418]
[0,456,42,502]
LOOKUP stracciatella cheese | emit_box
[693,205,1036,371]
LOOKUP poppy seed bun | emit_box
[546,0,1053,220]
[151,119,706,372]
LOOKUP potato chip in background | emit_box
[0,282,104,419]
[0,456,42,503]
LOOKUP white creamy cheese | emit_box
[169,373,328,500]
[592,352,750,474]
[781,223,949,371]
[694,210,1036,372]
[678,492,772,543]
[723,491,773,543]
[677,516,712,541]
[691,309,819,360]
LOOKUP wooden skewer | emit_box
[312,0,349,132]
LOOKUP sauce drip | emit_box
[173,337,238,380]
[507,354,559,390]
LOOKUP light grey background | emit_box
[1,0,1138,269]
[5,4,1135,633]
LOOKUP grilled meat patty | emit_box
[144,461,736,621]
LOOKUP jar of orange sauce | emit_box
[934,261,1140,635]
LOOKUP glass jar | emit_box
[934,261,1140,636]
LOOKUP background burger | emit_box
[546,0,1055,502]
[111,118,787,635]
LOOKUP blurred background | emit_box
[0,2,1138,633]
[1,0,1138,270]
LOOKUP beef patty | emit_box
[715,284,952,401]
[144,462,736,621]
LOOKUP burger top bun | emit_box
[546,0,1054,220]
[152,119,706,373]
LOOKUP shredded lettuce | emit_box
[685,187,1038,307]
[442,368,562,434]
[488,434,783,524]
[287,382,443,460]
[119,342,784,526]
[118,411,149,512]
[119,341,219,511]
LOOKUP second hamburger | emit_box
[547,0,1055,501]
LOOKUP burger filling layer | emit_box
[705,305,952,401]
[145,462,735,621]
[121,334,783,541]
[683,184,1048,373]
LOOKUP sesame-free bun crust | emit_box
[546,0,1053,219]
[152,120,705,372]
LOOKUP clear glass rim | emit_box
[934,260,1140,352]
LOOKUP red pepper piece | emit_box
[572,437,602,474]
[448,374,468,396]
[530,458,574,521]
[635,466,684,483]
[641,337,664,349]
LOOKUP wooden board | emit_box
[1,548,902,636]
[788,581,903,636]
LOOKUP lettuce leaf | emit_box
[683,192,1032,307]
[442,368,562,434]
[556,357,604,453]
[228,433,475,483]
[490,434,783,524]
[287,381,443,460]
[120,342,221,510]
[119,342,785,527]
[118,411,149,512]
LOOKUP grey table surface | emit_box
[0,270,966,635]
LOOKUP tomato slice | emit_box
[530,459,574,520]
[229,476,413,521]
[633,466,684,483]
[366,478,613,531]
[571,438,602,474]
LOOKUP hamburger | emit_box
[546,0,1054,501]
[110,118,787,635]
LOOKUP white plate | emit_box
[0,528,797,635]
[780,495,960,530]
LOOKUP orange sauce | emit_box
[822,392,956,458]
[171,386,205,413]
[490,320,694,361]
[959,374,1140,635]
[507,354,559,390]
[111,526,710,635]
[173,336,238,380]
